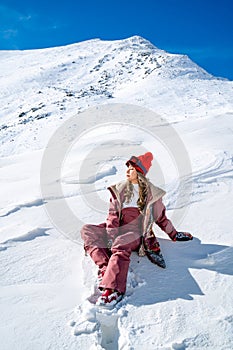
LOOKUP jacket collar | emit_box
[108,180,166,205]
[147,181,166,205]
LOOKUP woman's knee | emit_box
[81,224,93,240]
[81,223,107,248]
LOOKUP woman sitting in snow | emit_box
[81,152,193,307]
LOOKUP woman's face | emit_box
[126,165,138,184]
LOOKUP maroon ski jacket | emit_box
[105,180,177,253]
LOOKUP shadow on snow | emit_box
[128,237,233,306]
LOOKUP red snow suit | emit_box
[81,180,177,293]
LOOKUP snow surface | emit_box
[0,36,233,349]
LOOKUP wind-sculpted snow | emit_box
[1,227,49,243]
[63,165,117,185]
[166,150,233,211]
[0,199,44,217]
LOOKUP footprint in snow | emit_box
[68,253,144,348]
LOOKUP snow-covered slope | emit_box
[1,35,233,156]
[0,36,233,350]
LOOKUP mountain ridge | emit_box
[0,36,233,156]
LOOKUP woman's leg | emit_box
[99,231,141,294]
[81,223,110,273]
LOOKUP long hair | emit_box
[123,171,149,212]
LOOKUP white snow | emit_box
[0,36,233,349]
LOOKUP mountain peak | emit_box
[122,35,156,46]
[114,35,160,52]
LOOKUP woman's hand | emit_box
[175,232,193,241]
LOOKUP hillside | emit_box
[0,36,233,350]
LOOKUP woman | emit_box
[81,152,193,307]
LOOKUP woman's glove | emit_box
[175,232,193,241]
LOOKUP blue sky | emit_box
[0,0,232,80]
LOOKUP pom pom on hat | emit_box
[126,152,153,175]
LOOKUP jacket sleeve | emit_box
[153,198,177,241]
[105,196,120,240]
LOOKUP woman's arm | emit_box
[153,198,177,241]
[153,198,193,241]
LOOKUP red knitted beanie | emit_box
[126,152,153,175]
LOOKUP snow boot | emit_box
[145,250,166,268]
[96,289,123,307]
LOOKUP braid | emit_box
[137,172,149,212]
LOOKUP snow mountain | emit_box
[1,35,233,156]
[0,36,233,350]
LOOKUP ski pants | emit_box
[81,207,142,294]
